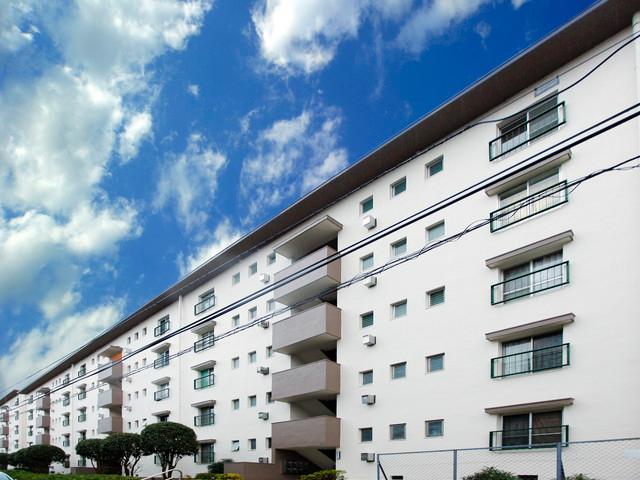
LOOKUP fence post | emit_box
[453,449,458,480]
[556,442,563,480]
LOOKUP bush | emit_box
[299,470,346,480]
[567,475,596,480]
[10,445,66,473]
[1,471,135,480]
[212,475,242,480]
[462,467,518,480]
[0,453,8,469]
[194,474,211,480]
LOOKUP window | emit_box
[249,262,258,276]
[232,315,240,327]
[248,351,257,363]
[266,346,273,357]
[361,370,373,385]
[199,443,215,464]
[392,300,407,319]
[500,410,564,448]
[232,357,240,369]
[360,253,374,271]
[134,332,139,340]
[495,331,565,377]
[266,437,272,449]
[248,395,257,407]
[248,306,257,320]
[426,419,444,437]
[390,423,406,440]
[360,312,374,328]
[426,354,444,373]
[360,196,374,214]
[155,316,170,337]
[249,438,257,450]
[232,272,240,285]
[427,221,445,242]
[154,350,169,369]
[231,440,240,452]
[143,327,147,335]
[267,299,275,312]
[267,252,276,265]
[266,392,273,403]
[195,289,215,315]
[232,399,240,410]
[427,287,445,307]
[195,368,215,389]
[391,362,406,379]
[498,250,566,303]
[127,336,131,344]
[391,238,407,257]
[426,156,444,178]
[391,177,407,197]
[360,427,373,442]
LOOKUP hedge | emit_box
[1,471,135,480]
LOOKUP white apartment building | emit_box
[2,1,640,479]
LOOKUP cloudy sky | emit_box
[0,0,593,393]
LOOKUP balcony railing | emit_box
[62,418,70,427]
[194,294,216,315]
[490,425,569,450]
[491,343,570,378]
[194,413,215,427]
[62,398,70,407]
[62,439,70,447]
[78,391,87,401]
[77,414,87,423]
[78,368,86,377]
[491,261,569,305]
[489,101,566,161]
[154,356,170,369]
[154,388,170,401]
[490,181,568,232]
[194,374,215,390]
[195,450,215,464]
[193,335,215,353]
[154,321,170,337]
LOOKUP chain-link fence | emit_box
[377,438,640,480]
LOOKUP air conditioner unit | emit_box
[258,457,269,463]
[362,334,376,347]
[361,394,376,405]
[258,273,270,283]
[362,215,377,230]
[257,366,270,375]
[260,320,270,329]
[361,453,375,462]
[258,412,269,420]
[364,276,377,288]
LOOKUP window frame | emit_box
[426,419,444,437]
[361,369,374,386]
[391,300,408,319]
[425,156,444,178]
[427,287,446,308]
[391,237,407,258]
[426,354,445,373]
[360,311,374,329]
[360,196,374,214]
[389,423,406,441]
[391,361,407,380]
[391,177,407,197]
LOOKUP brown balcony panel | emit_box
[98,415,123,434]
[35,415,50,429]
[273,246,341,306]
[0,439,8,449]
[35,396,50,411]
[0,426,8,435]
[35,433,50,445]
[98,388,123,408]
[0,413,8,422]
[273,303,341,355]
[273,360,340,402]
[273,416,340,449]
[98,363,123,384]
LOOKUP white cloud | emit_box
[475,20,491,42]
[0,1,35,52]
[187,83,200,97]
[241,105,348,223]
[0,301,124,391]
[154,133,228,232]
[511,0,529,8]
[177,218,242,275]
[119,111,153,162]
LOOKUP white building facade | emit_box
[2,2,640,479]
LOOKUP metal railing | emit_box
[62,418,70,427]
[154,356,170,369]
[78,391,87,400]
[194,451,215,464]
[490,181,568,232]
[489,101,566,160]
[193,412,215,427]
[491,343,570,378]
[194,294,216,315]
[193,335,215,353]
[154,321,170,337]
[490,425,569,450]
[78,367,86,377]
[491,261,569,304]
[154,388,170,401]
[77,414,86,423]
[193,373,215,390]
[62,398,70,406]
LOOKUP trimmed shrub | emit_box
[299,470,346,480]
[567,475,596,480]
[1,470,135,480]
[212,474,242,480]
[10,445,66,473]
[194,474,211,480]
[462,467,518,480]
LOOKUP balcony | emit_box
[194,294,216,315]
[154,320,170,337]
[77,413,87,423]
[491,343,570,378]
[62,418,70,427]
[273,303,341,354]
[490,425,569,450]
[194,335,215,353]
[273,246,341,306]
[273,359,340,402]
[36,415,50,428]
[98,362,123,384]
[491,261,569,305]
[98,415,123,434]
[0,412,8,422]
[154,356,170,369]
[490,181,568,232]
[272,416,341,449]
[194,413,215,427]
[78,391,87,401]
[62,397,71,407]
[195,450,215,464]
[489,101,565,161]
[194,373,215,390]
[35,396,50,411]
[98,388,123,408]
[0,426,8,435]
[35,433,51,445]
[0,439,7,449]
[154,388,170,401]
[78,367,87,377]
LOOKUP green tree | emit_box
[0,452,8,469]
[11,445,66,473]
[102,433,144,476]
[141,422,198,479]
[299,470,346,480]
[463,467,518,480]
[76,438,104,469]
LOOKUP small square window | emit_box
[248,307,257,320]
[232,272,240,285]
[426,419,444,437]
[361,370,373,385]
[361,253,374,271]
[391,362,407,379]
[143,327,147,335]
[232,399,240,410]
[248,351,257,363]
[266,437,272,448]
[427,287,445,307]
[391,177,407,197]
[361,196,374,214]
[391,238,407,257]
[266,346,273,357]
[249,438,257,450]
[266,392,273,403]
[392,300,407,319]
[232,357,240,369]
[249,262,258,276]
[427,221,445,242]
[232,315,240,327]
[361,312,374,328]
[248,395,257,407]
[267,299,275,312]
[360,427,373,442]
[390,423,406,440]
[426,354,444,372]
[426,156,444,178]
[231,440,240,451]
[267,252,276,265]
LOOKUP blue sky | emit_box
[0,0,594,392]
